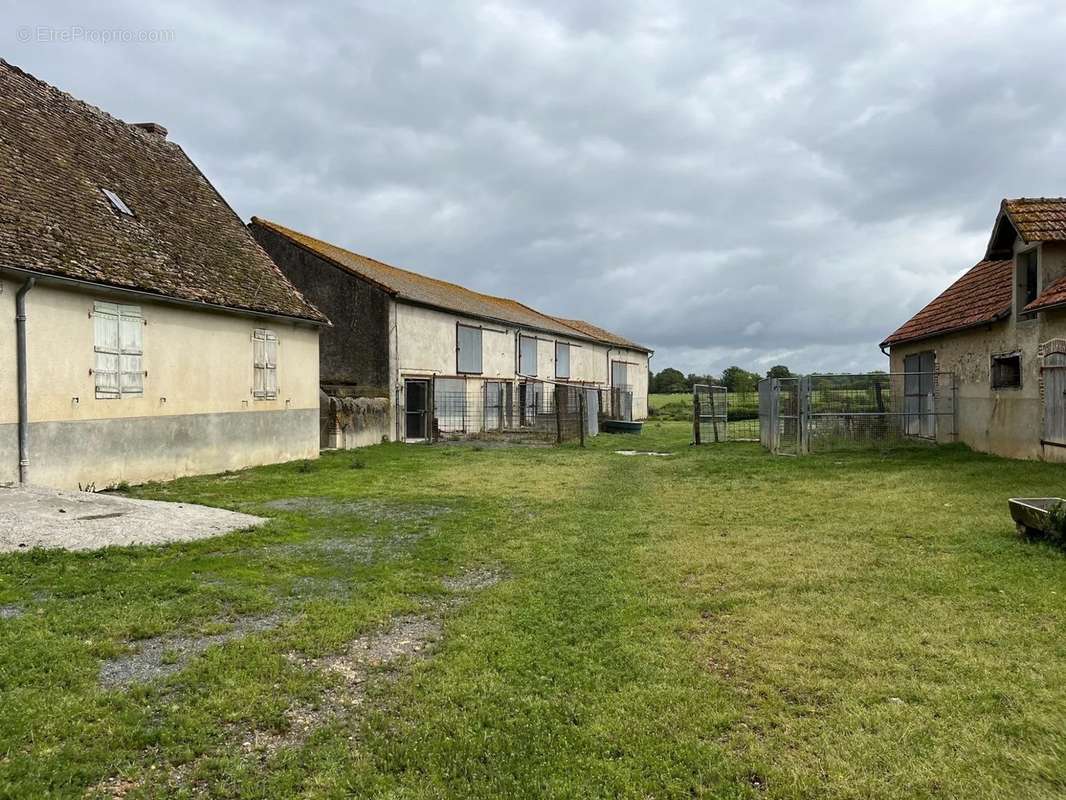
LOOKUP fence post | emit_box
[712,389,721,443]
[693,393,702,445]
[769,378,780,454]
[799,375,811,455]
[578,389,586,447]
[554,384,563,444]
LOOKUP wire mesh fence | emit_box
[692,385,760,444]
[422,378,608,445]
[602,385,634,421]
[756,372,956,455]
[806,372,955,451]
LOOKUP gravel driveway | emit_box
[0,484,266,552]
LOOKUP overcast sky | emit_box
[8,1,1066,375]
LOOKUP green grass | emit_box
[1,423,1065,798]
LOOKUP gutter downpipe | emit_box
[15,276,35,483]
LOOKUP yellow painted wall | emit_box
[0,278,16,425]
[0,281,318,424]
[1,278,321,486]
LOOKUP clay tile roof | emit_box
[0,60,325,323]
[880,259,1014,347]
[1025,274,1066,314]
[1001,197,1066,243]
[252,217,650,350]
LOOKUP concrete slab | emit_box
[0,483,266,553]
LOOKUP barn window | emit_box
[457,324,483,374]
[991,353,1021,389]
[253,328,279,399]
[1018,249,1038,320]
[519,335,538,376]
[93,302,143,399]
[555,342,571,379]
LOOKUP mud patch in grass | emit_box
[98,612,284,688]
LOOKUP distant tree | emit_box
[652,367,688,394]
[722,366,761,393]
[766,365,793,379]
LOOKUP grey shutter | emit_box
[93,302,121,398]
[253,329,278,399]
[555,342,570,379]
[520,335,538,376]
[1044,352,1066,444]
[119,305,144,395]
[265,331,278,398]
[457,325,483,373]
[611,361,629,388]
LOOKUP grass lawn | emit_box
[1,422,1065,798]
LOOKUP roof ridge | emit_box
[251,217,651,350]
[252,216,580,328]
[253,216,496,297]
[0,58,169,146]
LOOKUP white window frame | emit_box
[253,328,279,400]
[93,301,143,399]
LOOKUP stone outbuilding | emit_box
[882,198,1066,460]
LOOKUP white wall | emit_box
[389,301,650,436]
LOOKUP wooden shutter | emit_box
[119,305,144,395]
[457,325,483,374]
[93,302,121,398]
[555,342,570,379]
[520,335,537,376]
[253,329,278,399]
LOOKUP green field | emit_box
[1,422,1064,798]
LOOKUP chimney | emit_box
[134,122,168,139]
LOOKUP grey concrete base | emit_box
[0,408,318,490]
[0,483,268,552]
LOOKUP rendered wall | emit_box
[0,279,320,487]
[888,244,1066,462]
[392,302,650,421]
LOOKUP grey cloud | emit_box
[8,0,1066,375]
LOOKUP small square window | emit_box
[991,353,1021,389]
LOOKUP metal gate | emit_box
[692,384,727,443]
[774,377,804,456]
[760,372,956,455]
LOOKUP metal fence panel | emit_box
[429,377,595,445]
[754,372,956,455]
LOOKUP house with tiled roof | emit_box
[881,198,1066,460]
[0,60,327,488]
[249,218,651,446]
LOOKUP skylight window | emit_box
[102,188,134,216]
